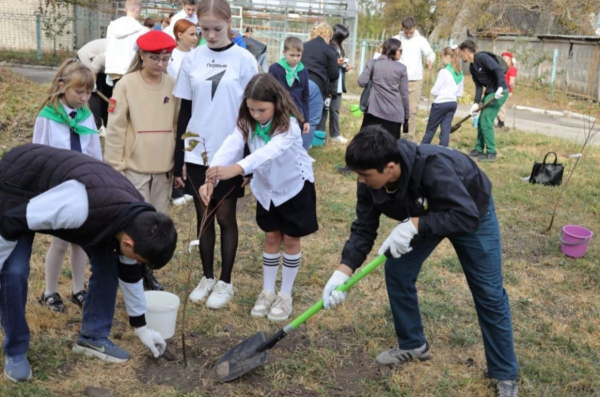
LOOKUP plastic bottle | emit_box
[473,115,479,128]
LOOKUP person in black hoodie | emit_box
[0,144,177,382]
[321,127,519,397]
[301,23,339,143]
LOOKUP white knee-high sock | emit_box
[281,252,301,296]
[44,237,69,296]
[262,252,280,293]
[70,244,88,294]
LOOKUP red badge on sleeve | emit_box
[108,98,117,113]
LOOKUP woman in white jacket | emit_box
[420,46,463,147]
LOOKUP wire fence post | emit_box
[359,40,367,74]
[548,48,559,103]
[36,14,42,60]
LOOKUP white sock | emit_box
[44,237,69,296]
[70,244,87,294]
[262,252,280,293]
[281,252,301,296]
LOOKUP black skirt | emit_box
[185,162,244,201]
[361,113,401,139]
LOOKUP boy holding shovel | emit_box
[321,127,519,397]
[458,39,509,162]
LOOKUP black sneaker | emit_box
[70,290,86,308]
[469,149,483,157]
[478,152,497,162]
[39,292,65,313]
[497,120,505,129]
[142,264,164,291]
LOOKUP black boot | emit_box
[142,264,164,291]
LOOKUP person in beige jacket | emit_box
[105,30,179,291]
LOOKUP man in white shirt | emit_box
[104,0,149,85]
[393,17,435,137]
[163,0,198,39]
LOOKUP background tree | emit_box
[38,0,73,56]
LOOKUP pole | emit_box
[548,48,559,102]
[36,14,42,60]
[359,40,366,74]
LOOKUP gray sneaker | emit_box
[497,380,518,397]
[73,336,130,363]
[3,354,32,382]
[375,341,431,365]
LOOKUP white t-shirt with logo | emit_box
[167,47,195,79]
[173,44,258,166]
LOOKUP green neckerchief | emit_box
[277,58,305,87]
[445,64,463,85]
[199,37,206,46]
[253,120,272,143]
[38,104,97,135]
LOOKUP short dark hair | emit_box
[245,27,253,33]
[143,17,155,29]
[345,125,402,172]
[402,17,416,30]
[458,39,477,53]
[125,211,177,270]
[182,0,196,5]
[382,38,401,58]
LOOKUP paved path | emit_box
[8,66,57,84]
[344,93,598,147]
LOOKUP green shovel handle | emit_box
[289,254,388,329]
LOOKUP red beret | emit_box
[501,52,513,59]
[136,31,176,54]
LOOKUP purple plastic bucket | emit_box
[560,225,594,258]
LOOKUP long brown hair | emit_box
[236,74,303,142]
[39,59,94,112]
[441,46,461,74]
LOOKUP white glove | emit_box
[470,103,480,117]
[378,219,418,258]
[322,270,350,310]
[494,87,504,100]
[134,326,166,358]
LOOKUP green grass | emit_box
[0,67,599,396]
[0,50,73,67]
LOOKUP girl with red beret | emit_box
[104,30,180,291]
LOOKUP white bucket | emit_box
[144,291,180,340]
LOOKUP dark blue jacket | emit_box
[470,52,508,103]
[341,140,493,270]
[268,62,310,124]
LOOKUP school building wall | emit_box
[475,36,600,101]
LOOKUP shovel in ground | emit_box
[450,98,497,133]
[211,253,389,382]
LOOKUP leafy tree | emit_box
[38,0,73,55]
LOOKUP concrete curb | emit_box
[0,62,58,70]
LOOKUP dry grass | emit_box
[1,68,599,396]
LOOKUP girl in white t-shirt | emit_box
[167,18,197,206]
[420,46,464,147]
[200,74,318,322]
[167,18,198,79]
[173,0,258,310]
[33,59,100,312]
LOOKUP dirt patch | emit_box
[136,329,383,396]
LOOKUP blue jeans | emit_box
[421,102,457,147]
[384,199,518,380]
[0,234,119,356]
[303,80,323,151]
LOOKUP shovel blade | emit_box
[211,331,269,382]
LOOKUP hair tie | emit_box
[450,44,458,50]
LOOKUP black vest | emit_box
[0,144,150,248]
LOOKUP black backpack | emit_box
[477,51,509,73]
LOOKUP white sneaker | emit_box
[206,281,234,309]
[330,135,348,144]
[267,292,293,322]
[189,277,215,303]
[250,290,277,318]
[183,194,194,203]
[171,196,187,206]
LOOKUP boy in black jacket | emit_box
[0,144,177,382]
[459,39,509,162]
[321,127,519,397]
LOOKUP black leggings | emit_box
[186,164,240,284]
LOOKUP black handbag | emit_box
[359,60,376,112]
[529,152,564,186]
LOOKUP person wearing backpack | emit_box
[458,40,508,162]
